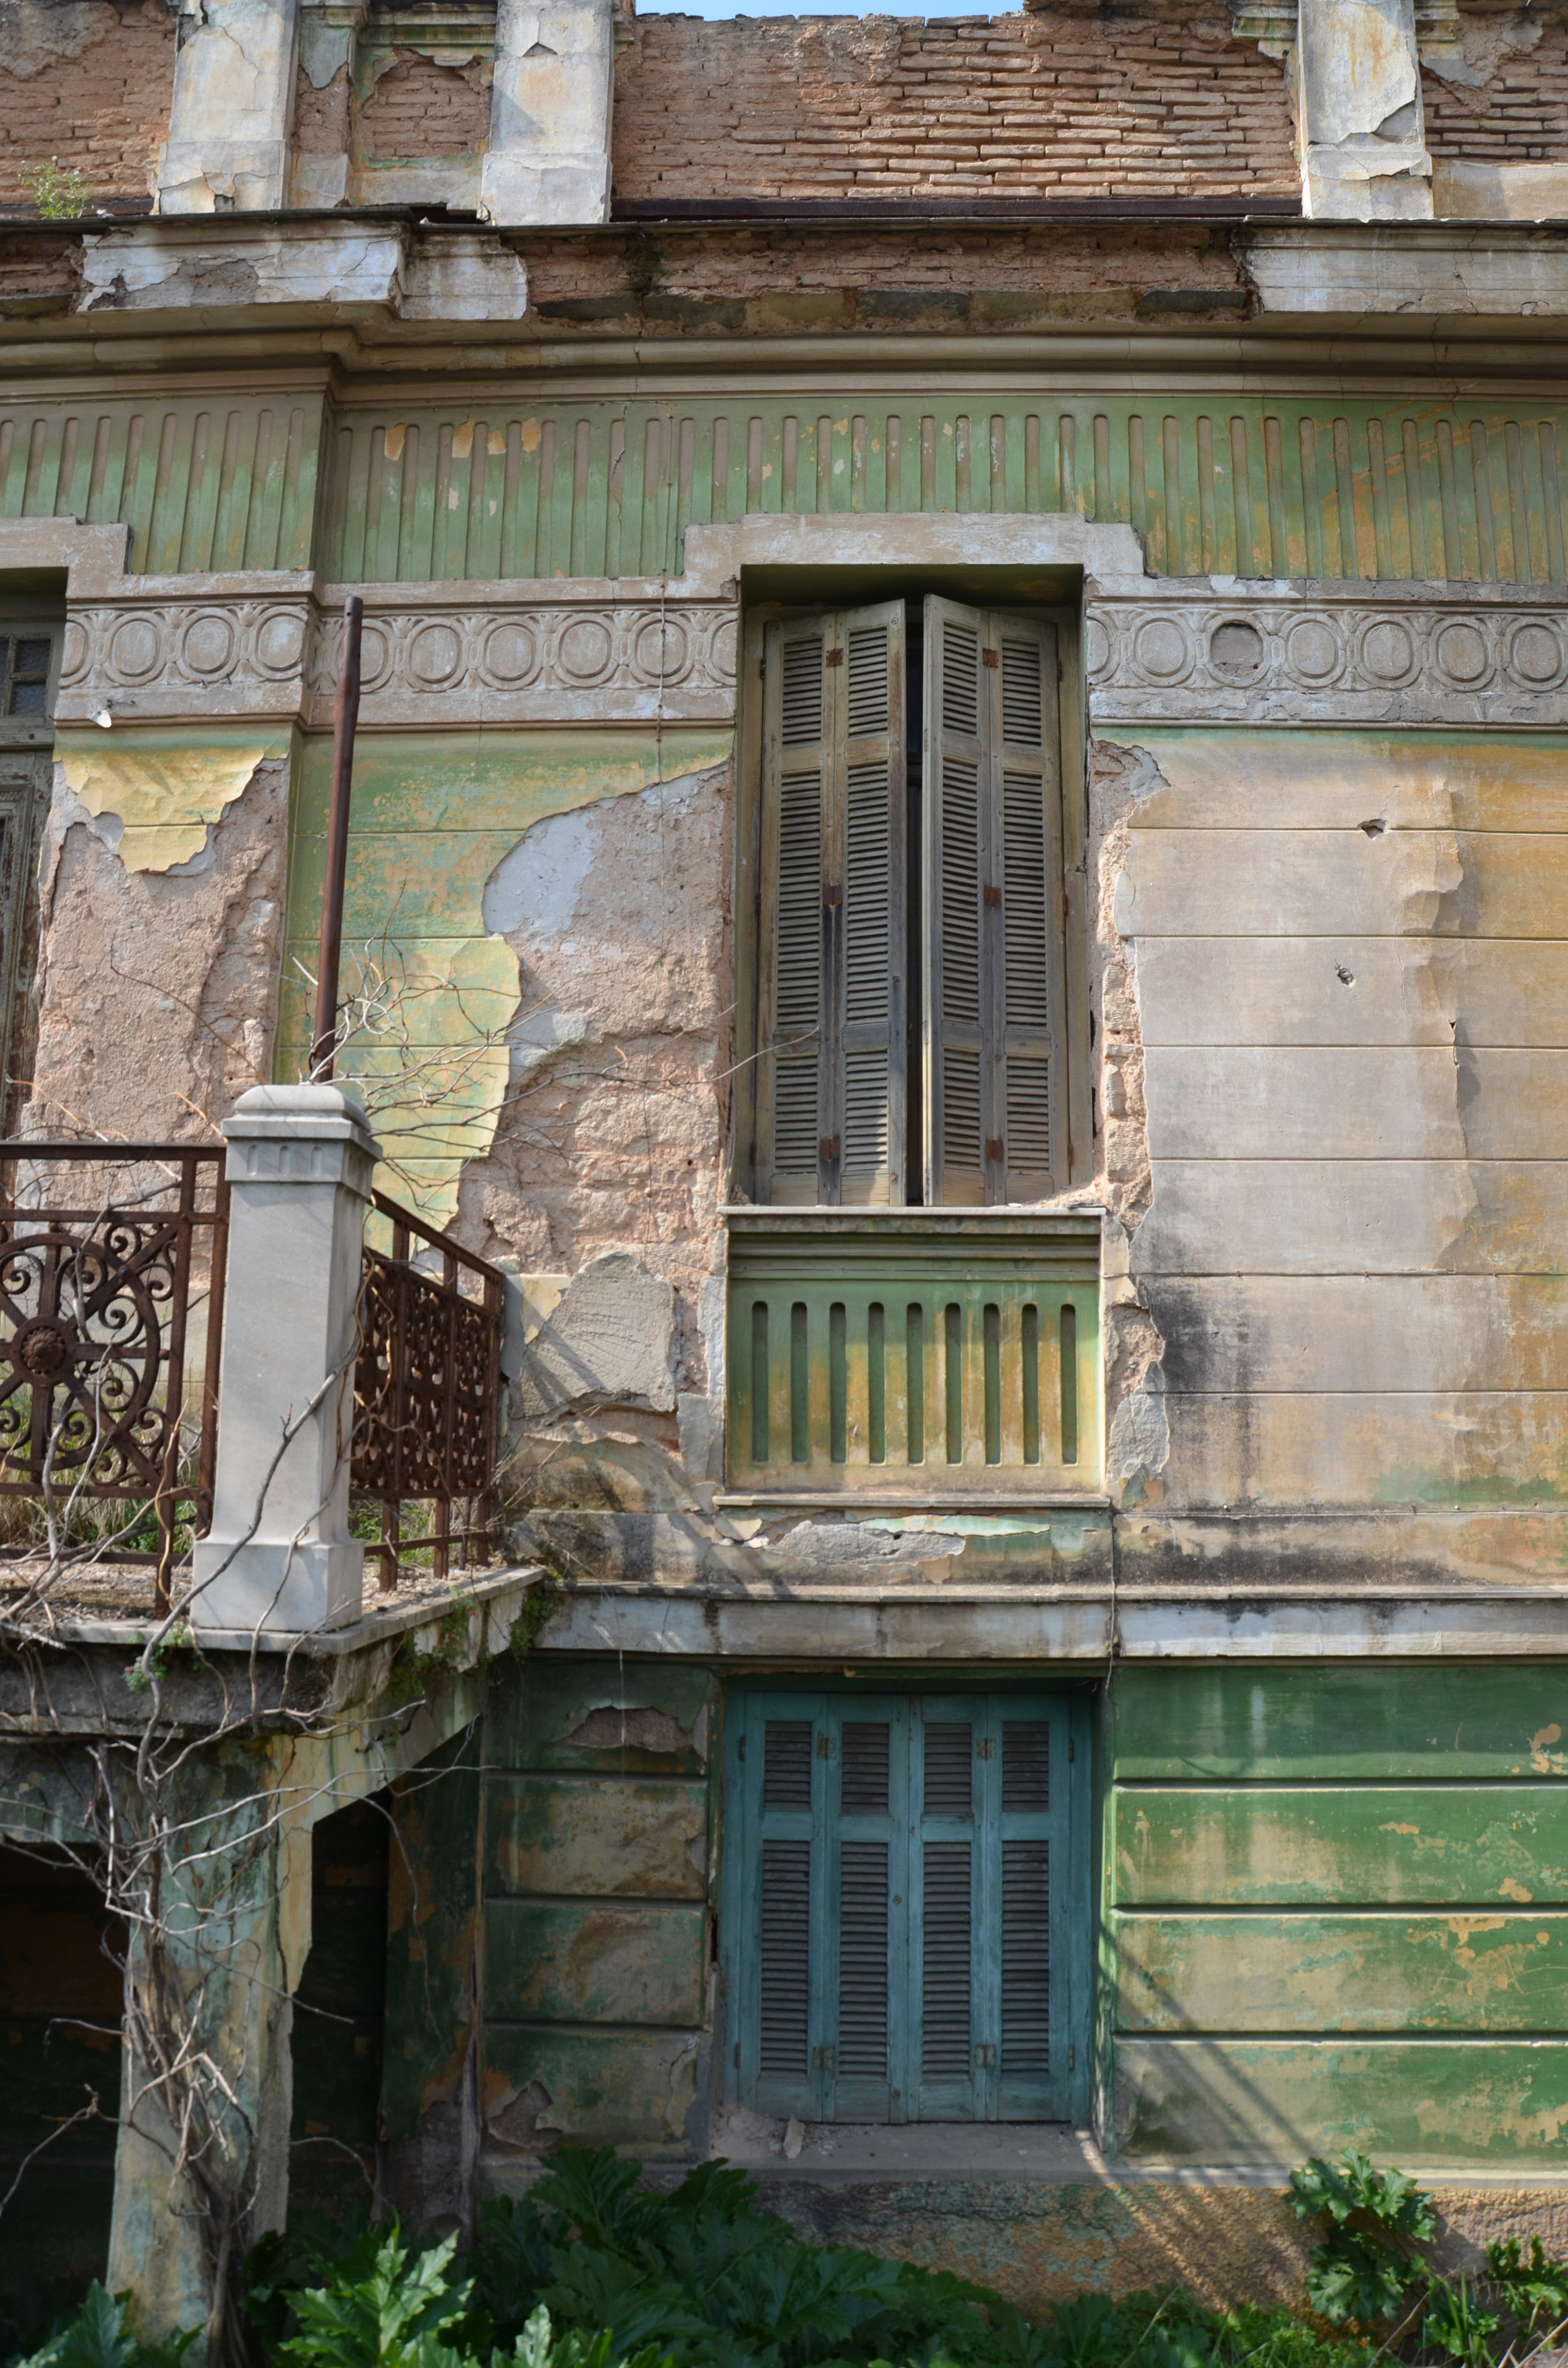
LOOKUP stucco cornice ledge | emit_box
[536,1582,1568,1662]
[1240,222,1568,315]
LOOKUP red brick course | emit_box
[612,9,1299,203]
[0,0,174,211]
[1422,23,1568,162]
[358,51,490,161]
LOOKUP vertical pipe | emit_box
[311,594,364,1079]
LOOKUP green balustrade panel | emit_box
[0,396,325,574]
[316,396,1568,585]
[726,1210,1101,1497]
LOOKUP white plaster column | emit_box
[191,1084,377,1634]
[1297,0,1434,219]
[159,0,301,213]
[479,0,615,227]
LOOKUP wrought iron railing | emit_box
[0,1143,229,1605]
[353,1191,506,1590]
[725,1209,1102,1501]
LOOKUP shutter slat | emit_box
[1000,1839,1050,2074]
[838,1839,890,2076]
[1001,1720,1051,1811]
[841,1721,891,1813]
[924,1719,974,1817]
[921,1840,972,2080]
[759,1839,812,2076]
[761,606,905,1207]
[923,597,1064,1204]
[763,1719,814,1808]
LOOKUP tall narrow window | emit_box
[0,619,59,1131]
[755,595,1066,1208]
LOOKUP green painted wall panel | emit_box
[482,2024,698,2154]
[484,1658,715,1775]
[1114,1785,1568,1906]
[382,1728,481,2144]
[486,1900,706,2025]
[485,1775,708,1900]
[1108,1665,1568,1781]
[1116,1909,1568,2033]
[317,397,1568,586]
[0,396,323,572]
[1114,2037,1568,2163]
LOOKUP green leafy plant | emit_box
[9,2285,198,2368]
[1484,2237,1568,2346]
[278,2226,473,2368]
[1289,2151,1438,2330]
[1422,2281,1501,2368]
[20,159,91,219]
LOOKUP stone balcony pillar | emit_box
[190,1084,377,1634]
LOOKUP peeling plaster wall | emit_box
[464,761,733,1509]
[1093,724,1568,1520]
[26,736,289,1142]
[279,728,730,1231]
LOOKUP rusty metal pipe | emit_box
[311,594,364,1080]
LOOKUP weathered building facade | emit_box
[7,0,1568,2332]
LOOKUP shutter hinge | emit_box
[826,647,844,668]
[812,2044,836,2068]
[738,1734,745,1760]
[1069,2043,1077,2071]
[1069,1735,1075,1762]
[734,2042,741,2067]
[820,1136,840,1163]
[984,884,1002,909]
[1058,660,1064,684]
[982,647,999,669]
[975,2043,997,2067]
[823,884,843,907]
[817,1732,834,1757]
[985,1137,1004,1163]
[976,1737,994,1760]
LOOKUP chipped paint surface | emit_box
[280,728,730,1226]
[57,732,281,871]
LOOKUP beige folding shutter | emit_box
[759,603,906,1206]
[923,597,1065,1206]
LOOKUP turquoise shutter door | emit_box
[741,1696,828,2122]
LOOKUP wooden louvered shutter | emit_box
[752,1711,822,2119]
[759,606,906,1206]
[922,598,1066,1206]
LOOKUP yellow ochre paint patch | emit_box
[60,737,283,872]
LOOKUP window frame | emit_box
[732,576,1091,1209]
[719,1682,1094,2128]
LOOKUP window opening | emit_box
[728,1689,1088,2126]
[756,592,1068,1208]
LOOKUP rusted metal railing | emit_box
[0,1143,229,1607]
[352,1190,506,1590]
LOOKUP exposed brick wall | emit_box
[0,0,173,212]
[515,219,1251,334]
[1422,14,1568,161]
[295,62,352,156]
[358,51,489,159]
[612,9,1298,203]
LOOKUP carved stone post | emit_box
[190,1084,377,1634]
[480,0,616,226]
[159,0,301,212]
[1297,0,1434,219]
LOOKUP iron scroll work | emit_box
[0,1143,228,1607]
[353,1191,505,1589]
